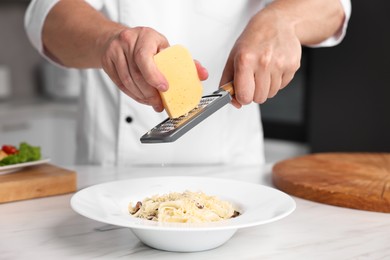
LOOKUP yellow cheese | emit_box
[154,45,203,118]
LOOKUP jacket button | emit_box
[125,116,133,123]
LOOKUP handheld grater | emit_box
[140,82,234,143]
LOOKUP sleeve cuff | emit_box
[24,0,104,67]
[308,0,352,47]
[24,0,60,56]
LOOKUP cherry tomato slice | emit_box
[2,145,18,154]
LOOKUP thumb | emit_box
[194,60,209,81]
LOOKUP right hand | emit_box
[100,27,208,112]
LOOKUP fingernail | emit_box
[158,84,167,92]
[153,105,162,112]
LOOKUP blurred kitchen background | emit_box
[1,1,389,166]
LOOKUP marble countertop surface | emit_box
[1,164,389,260]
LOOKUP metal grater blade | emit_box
[140,85,233,143]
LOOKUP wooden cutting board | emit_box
[0,163,76,203]
[272,153,390,213]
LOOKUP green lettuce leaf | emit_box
[0,142,41,166]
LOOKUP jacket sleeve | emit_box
[308,0,352,47]
[263,0,351,47]
[24,0,59,56]
[24,0,104,65]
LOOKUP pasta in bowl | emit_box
[71,176,295,252]
[129,190,240,223]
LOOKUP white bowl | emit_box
[71,176,295,252]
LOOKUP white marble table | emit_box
[1,164,389,259]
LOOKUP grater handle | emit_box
[220,81,234,96]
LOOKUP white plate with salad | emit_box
[0,158,51,175]
[0,142,47,175]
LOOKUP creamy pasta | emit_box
[129,190,240,223]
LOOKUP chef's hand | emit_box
[220,10,301,108]
[100,27,208,112]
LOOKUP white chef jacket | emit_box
[25,0,351,166]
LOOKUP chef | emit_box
[25,0,351,166]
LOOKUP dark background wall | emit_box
[0,1,43,99]
[307,1,390,152]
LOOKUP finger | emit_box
[101,44,127,89]
[133,29,169,92]
[101,28,163,109]
[280,71,295,89]
[220,55,234,87]
[127,31,167,110]
[127,52,164,109]
[114,52,146,103]
[234,59,255,106]
[268,72,282,99]
[194,60,209,81]
[231,99,242,109]
[101,44,143,102]
[118,35,162,107]
[100,31,141,102]
[102,58,124,90]
[220,56,242,107]
[253,70,271,104]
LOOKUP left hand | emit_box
[220,10,302,108]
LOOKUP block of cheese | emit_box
[154,45,203,118]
